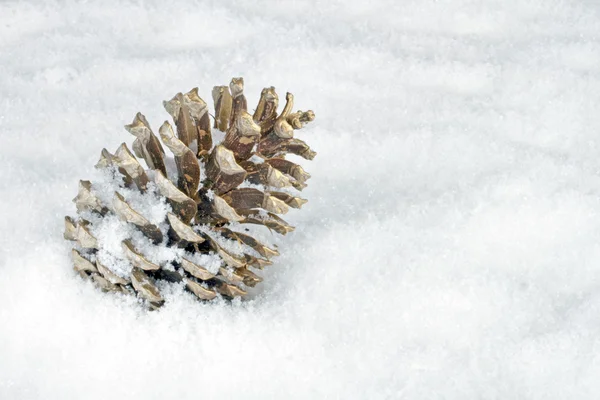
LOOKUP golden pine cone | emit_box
[64,78,316,308]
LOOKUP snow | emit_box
[1,0,600,398]
[77,167,173,277]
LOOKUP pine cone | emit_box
[64,78,316,308]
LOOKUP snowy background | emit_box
[1,0,600,398]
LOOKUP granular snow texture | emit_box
[1,0,600,398]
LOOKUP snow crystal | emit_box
[184,251,222,275]
[92,213,136,277]
[236,180,266,191]
[210,128,226,149]
[248,154,265,164]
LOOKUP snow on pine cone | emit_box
[64,78,315,308]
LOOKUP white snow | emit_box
[1,0,600,398]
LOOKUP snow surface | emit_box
[2,0,600,398]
